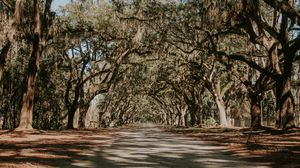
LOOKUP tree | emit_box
[226,0,300,128]
[2,0,299,130]
[17,0,53,130]
[60,0,157,128]
[17,0,42,130]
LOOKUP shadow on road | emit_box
[0,127,298,167]
[90,128,271,168]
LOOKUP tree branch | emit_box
[216,51,278,79]
[263,0,300,25]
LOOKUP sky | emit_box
[52,0,70,10]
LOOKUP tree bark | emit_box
[17,0,41,130]
[215,97,228,127]
[276,76,295,129]
[78,105,89,128]
[67,106,77,129]
[13,0,24,27]
[176,113,182,127]
[250,94,262,127]
[189,107,197,127]
[183,112,188,127]
[195,105,202,127]
[0,40,11,95]
[295,84,300,126]
[65,62,82,129]
[66,85,80,129]
[215,80,229,127]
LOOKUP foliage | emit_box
[0,0,300,130]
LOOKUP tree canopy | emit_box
[0,0,300,130]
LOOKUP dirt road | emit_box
[77,126,270,168]
[0,126,295,167]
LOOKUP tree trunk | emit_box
[250,94,262,127]
[67,106,76,129]
[196,107,202,127]
[66,82,81,129]
[296,86,300,127]
[210,80,231,127]
[276,76,295,129]
[0,40,11,95]
[189,107,197,127]
[215,97,228,127]
[176,113,181,127]
[80,104,96,128]
[183,113,188,127]
[17,0,41,130]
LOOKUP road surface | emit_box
[73,126,271,168]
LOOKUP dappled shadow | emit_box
[0,129,116,167]
[0,127,299,167]
[168,127,300,167]
[94,128,271,168]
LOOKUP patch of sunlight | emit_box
[72,160,94,167]
[155,153,182,159]
[156,143,225,150]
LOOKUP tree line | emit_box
[0,0,300,130]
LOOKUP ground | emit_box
[0,124,299,168]
[167,126,300,167]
